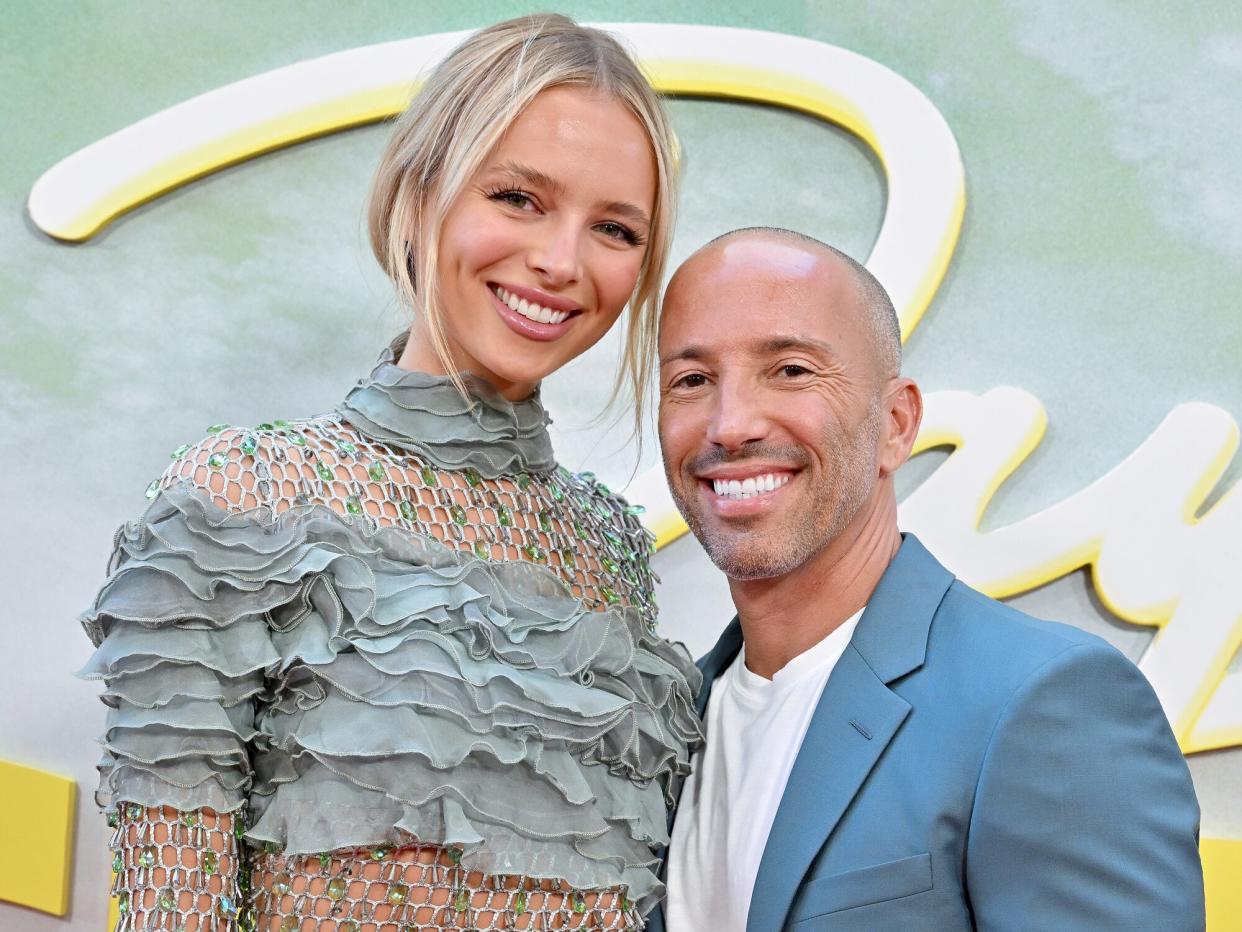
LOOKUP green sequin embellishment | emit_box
[273,419,291,428]
[272,871,290,895]
[206,423,228,434]
[326,876,347,901]
[181,810,199,827]
[601,556,619,574]
[552,485,565,502]
[216,894,237,918]
[603,529,623,547]
[464,467,482,488]
[513,889,528,913]
[560,548,576,567]
[595,482,611,496]
[523,544,546,563]
[574,521,589,540]
[171,443,191,459]
[202,850,218,874]
[388,882,410,905]
[579,471,596,483]
[370,847,389,861]
[447,846,463,865]
[421,465,438,487]
[116,891,129,915]
[572,891,587,913]
[516,473,532,491]
[345,495,363,515]
[158,887,177,911]
[338,922,359,932]
[368,461,386,482]
[107,811,119,828]
[126,804,143,820]
[318,852,332,870]
[473,540,490,560]
[145,479,161,499]
[337,440,357,455]
[399,499,415,520]
[601,587,620,605]
[138,845,157,869]
[450,504,468,525]
[240,434,257,456]
[453,887,469,911]
[280,918,299,932]
[288,433,306,447]
[538,510,553,533]
[316,462,333,482]
[207,453,226,469]
[111,852,122,873]
[624,504,646,516]
[497,505,513,527]
[257,422,275,432]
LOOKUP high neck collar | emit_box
[337,334,556,478]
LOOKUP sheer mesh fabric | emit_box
[111,415,658,930]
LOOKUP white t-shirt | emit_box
[664,608,865,932]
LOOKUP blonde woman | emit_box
[81,14,702,931]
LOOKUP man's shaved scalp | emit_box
[698,226,902,379]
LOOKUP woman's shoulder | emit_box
[148,415,340,514]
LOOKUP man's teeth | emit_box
[494,286,571,325]
[711,473,791,499]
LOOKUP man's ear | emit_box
[879,377,923,477]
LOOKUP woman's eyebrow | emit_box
[488,160,650,227]
[489,160,564,194]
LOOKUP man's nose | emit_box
[527,219,582,288]
[705,377,769,452]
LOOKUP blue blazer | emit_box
[650,534,1203,931]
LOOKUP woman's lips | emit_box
[488,284,578,342]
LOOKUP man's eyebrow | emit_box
[659,345,709,366]
[761,336,842,362]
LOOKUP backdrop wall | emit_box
[3,2,1240,929]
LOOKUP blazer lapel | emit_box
[746,645,910,931]
[746,534,954,931]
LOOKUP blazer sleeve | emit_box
[964,640,1204,931]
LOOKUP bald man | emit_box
[652,229,1203,931]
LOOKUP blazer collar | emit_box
[695,533,952,697]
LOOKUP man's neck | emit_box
[729,494,902,679]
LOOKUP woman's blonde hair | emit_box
[368,13,677,430]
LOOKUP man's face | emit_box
[658,239,887,580]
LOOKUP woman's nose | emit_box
[527,220,582,288]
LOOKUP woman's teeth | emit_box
[712,473,791,499]
[494,286,571,325]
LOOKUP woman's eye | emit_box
[596,221,642,246]
[489,189,535,210]
[672,373,707,390]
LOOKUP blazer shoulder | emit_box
[929,578,1136,694]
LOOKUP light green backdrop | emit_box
[3,2,1240,928]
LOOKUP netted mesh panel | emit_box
[250,845,640,930]
[151,417,657,627]
[109,804,243,931]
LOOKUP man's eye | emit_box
[779,364,811,378]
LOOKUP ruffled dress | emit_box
[80,342,703,930]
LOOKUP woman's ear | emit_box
[879,377,923,478]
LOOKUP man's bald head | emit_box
[665,226,902,380]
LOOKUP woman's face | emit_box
[411,85,658,400]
